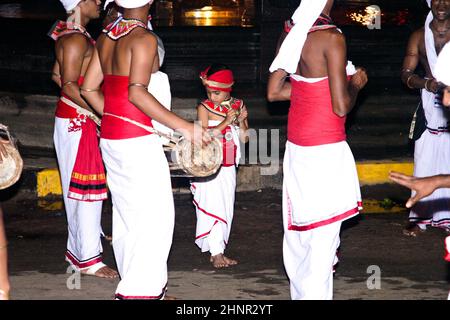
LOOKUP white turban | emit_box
[435,43,450,86]
[114,0,153,9]
[59,0,82,12]
[269,0,328,74]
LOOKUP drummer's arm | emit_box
[81,47,104,115]
[197,104,225,137]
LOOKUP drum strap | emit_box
[60,96,102,127]
[103,112,176,142]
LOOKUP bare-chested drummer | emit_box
[81,0,210,300]
[49,0,118,278]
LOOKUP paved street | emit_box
[2,187,449,300]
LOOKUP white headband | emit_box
[114,0,153,9]
[269,0,328,74]
[59,0,82,12]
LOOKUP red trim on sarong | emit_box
[195,221,219,240]
[101,75,154,140]
[65,251,103,269]
[288,202,362,232]
[193,199,227,225]
[115,284,167,300]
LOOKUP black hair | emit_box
[206,63,232,77]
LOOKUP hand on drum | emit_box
[181,123,211,147]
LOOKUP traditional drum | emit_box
[164,135,222,178]
[102,113,223,178]
[0,124,23,190]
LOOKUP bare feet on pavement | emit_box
[210,254,238,268]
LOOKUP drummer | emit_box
[190,63,249,268]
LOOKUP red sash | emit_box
[68,117,108,201]
[101,75,154,140]
[288,78,347,147]
[55,76,107,202]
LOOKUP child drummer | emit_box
[190,63,249,268]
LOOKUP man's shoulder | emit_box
[314,28,345,46]
[411,28,425,40]
[129,28,157,47]
[58,32,90,49]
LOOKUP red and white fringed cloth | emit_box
[102,16,147,41]
[48,20,95,46]
[68,117,107,201]
[199,67,234,92]
[445,236,450,262]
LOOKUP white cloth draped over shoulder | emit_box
[269,0,328,74]
[435,43,450,86]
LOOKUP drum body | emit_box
[0,125,23,190]
[164,137,222,178]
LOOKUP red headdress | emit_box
[199,66,234,92]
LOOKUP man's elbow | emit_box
[332,103,349,117]
[267,90,280,102]
[128,89,140,106]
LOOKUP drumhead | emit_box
[0,143,23,190]
[176,137,222,177]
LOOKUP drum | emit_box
[164,136,223,178]
[0,124,23,190]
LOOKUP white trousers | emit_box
[54,117,104,270]
[283,219,342,300]
[100,134,175,299]
[191,166,236,256]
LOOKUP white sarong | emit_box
[100,134,175,299]
[190,120,240,256]
[54,117,104,270]
[283,141,361,231]
[282,140,361,300]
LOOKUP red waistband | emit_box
[56,96,79,118]
[288,78,346,146]
[56,76,84,118]
[101,75,153,140]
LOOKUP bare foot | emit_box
[403,223,425,237]
[81,265,119,279]
[210,254,238,268]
